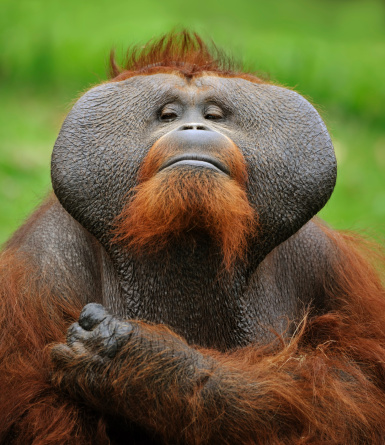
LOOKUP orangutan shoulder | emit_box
[5,197,103,302]
[257,218,333,309]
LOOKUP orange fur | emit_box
[0,250,110,444]
[107,230,385,444]
[113,139,256,270]
[198,229,385,444]
[2,226,385,443]
[50,229,385,444]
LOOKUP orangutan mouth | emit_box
[159,154,230,176]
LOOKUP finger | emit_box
[103,321,134,358]
[67,322,91,345]
[51,343,76,366]
[79,303,110,331]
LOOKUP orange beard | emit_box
[113,146,257,271]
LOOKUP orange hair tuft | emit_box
[109,30,266,83]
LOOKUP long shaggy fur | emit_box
[48,230,385,444]
[1,229,385,443]
[0,250,109,444]
[113,138,256,270]
[201,228,385,444]
[113,169,256,271]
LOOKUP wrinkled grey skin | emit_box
[12,74,336,351]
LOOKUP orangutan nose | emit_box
[178,123,211,131]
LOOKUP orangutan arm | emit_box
[51,291,385,445]
[0,203,111,444]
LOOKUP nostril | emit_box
[179,123,209,131]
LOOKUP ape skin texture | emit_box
[1,31,385,444]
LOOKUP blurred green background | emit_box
[1,0,384,245]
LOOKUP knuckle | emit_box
[79,303,110,331]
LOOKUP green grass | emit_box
[1,0,384,244]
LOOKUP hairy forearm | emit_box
[51,304,385,444]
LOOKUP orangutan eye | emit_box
[205,113,222,120]
[204,105,224,120]
[160,112,177,121]
[159,106,178,122]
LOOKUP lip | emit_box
[159,154,230,176]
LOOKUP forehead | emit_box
[116,73,258,103]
